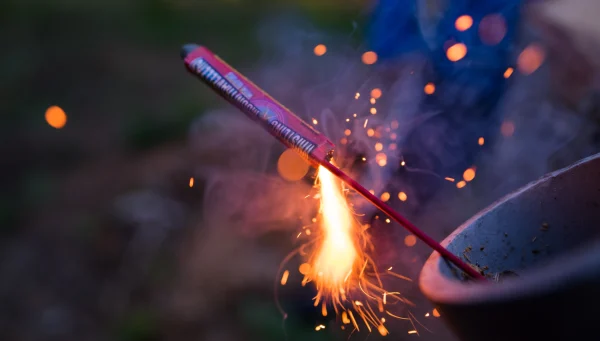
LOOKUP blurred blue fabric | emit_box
[367,0,524,203]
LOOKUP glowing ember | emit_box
[455,15,473,31]
[370,108,377,115]
[446,43,467,62]
[189,177,194,187]
[312,118,318,125]
[370,98,376,104]
[398,192,408,202]
[400,161,406,167]
[501,120,515,137]
[364,119,369,128]
[375,143,383,151]
[281,270,290,285]
[463,168,476,182]
[478,137,485,146]
[355,92,360,99]
[444,177,455,182]
[344,129,351,136]
[504,67,514,79]
[517,44,545,75]
[371,88,382,99]
[456,181,467,189]
[362,51,378,65]
[432,308,441,317]
[45,106,67,129]
[314,44,327,56]
[367,129,375,137]
[424,82,435,95]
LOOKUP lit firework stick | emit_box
[180,43,484,280]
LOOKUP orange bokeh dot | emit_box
[380,192,391,202]
[45,106,67,129]
[398,192,407,202]
[371,88,382,99]
[433,308,441,317]
[424,82,436,95]
[501,120,515,137]
[446,43,467,62]
[463,168,476,182]
[456,181,467,189]
[517,44,545,75]
[455,15,473,31]
[478,137,485,146]
[504,67,514,79]
[362,51,378,65]
[277,149,310,181]
[314,44,327,56]
[404,235,417,247]
[299,263,311,275]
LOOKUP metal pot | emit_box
[419,153,600,341]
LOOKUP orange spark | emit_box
[444,177,455,182]
[370,98,376,104]
[189,177,194,187]
[504,67,514,79]
[367,129,375,137]
[281,270,290,285]
[432,308,441,317]
[380,192,390,202]
[355,92,360,99]
[45,106,67,129]
[456,181,467,189]
[370,108,377,115]
[312,118,318,125]
[314,44,327,56]
[344,129,351,136]
[375,143,383,151]
[446,43,467,62]
[362,51,378,65]
[455,15,473,31]
[478,137,485,145]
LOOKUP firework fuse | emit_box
[181,43,484,280]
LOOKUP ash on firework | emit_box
[181,43,485,332]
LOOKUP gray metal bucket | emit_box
[419,153,600,341]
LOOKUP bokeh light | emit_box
[479,14,507,45]
[463,168,476,182]
[501,120,515,137]
[446,43,467,62]
[404,235,417,247]
[375,153,387,167]
[361,51,378,65]
[45,105,67,129]
[504,67,514,79]
[455,15,473,31]
[380,192,390,202]
[398,192,407,202]
[456,181,467,189]
[478,137,485,146]
[314,44,327,56]
[277,149,310,181]
[424,82,435,95]
[375,142,383,151]
[517,44,545,75]
[370,88,382,99]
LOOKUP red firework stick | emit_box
[181,43,484,280]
